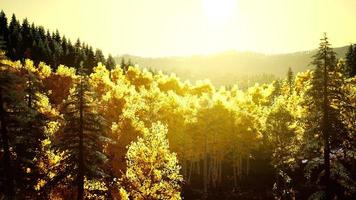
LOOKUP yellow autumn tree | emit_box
[121,122,183,200]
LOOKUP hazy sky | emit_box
[1,0,356,57]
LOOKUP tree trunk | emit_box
[0,88,15,198]
[233,159,237,188]
[203,135,208,198]
[27,75,32,108]
[218,159,222,185]
[323,50,331,200]
[188,160,193,184]
[77,79,84,200]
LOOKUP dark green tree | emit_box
[106,54,116,71]
[52,69,110,200]
[0,11,8,46]
[21,18,32,59]
[303,33,354,199]
[0,50,22,198]
[0,53,50,198]
[94,49,106,65]
[345,44,356,77]
[287,67,294,96]
[8,14,22,60]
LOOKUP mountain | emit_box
[115,46,349,86]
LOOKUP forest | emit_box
[0,10,356,200]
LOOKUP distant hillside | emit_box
[115,46,349,86]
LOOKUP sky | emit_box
[1,0,356,57]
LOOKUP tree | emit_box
[0,11,8,48]
[106,54,116,71]
[121,122,183,200]
[345,44,356,77]
[21,18,32,58]
[0,50,23,198]
[8,14,22,60]
[52,68,110,200]
[94,49,105,65]
[304,33,348,199]
[265,97,297,200]
[287,67,294,96]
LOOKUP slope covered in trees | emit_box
[0,33,355,199]
[0,11,116,72]
[115,46,350,87]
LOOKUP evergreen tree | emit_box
[0,36,6,51]
[52,68,110,199]
[106,54,116,71]
[287,67,294,95]
[0,50,21,198]
[0,11,8,45]
[303,33,353,199]
[8,14,22,60]
[120,57,132,73]
[21,18,32,58]
[74,39,83,67]
[345,44,356,77]
[13,61,49,197]
[84,46,95,71]
[0,56,50,198]
[94,49,106,65]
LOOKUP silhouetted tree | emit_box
[106,54,116,70]
[94,49,106,65]
[287,67,294,95]
[0,11,109,72]
[345,44,356,77]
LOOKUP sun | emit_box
[202,0,237,26]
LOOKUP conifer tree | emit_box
[287,67,294,96]
[106,54,116,71]
[0,50,21,198]
[0,56,50,198]
[0,11,8,44]
[345,44,356,77]
[94,49,106,65]
[52,68,110,200]
[303,33,354,199]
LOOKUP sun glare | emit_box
[202,0,237,26]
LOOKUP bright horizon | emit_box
[2,0,356,57]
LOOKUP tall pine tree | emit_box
[52,68,110,199]
[345,44,356,77]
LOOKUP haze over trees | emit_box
[0,11,356,200]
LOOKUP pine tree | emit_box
[0,50,22,198]
[0,56,51,198]
[120,57,130,73]
[52,68,110,199]
[0,11,8,47]
[304,33,348,199]
[345,44,356,77]
[12,61,50,197]
[94,49,105,65]
[21,18,32,59]
[8,14,22,60]
[287,67,294,96]
[106,54,116,71]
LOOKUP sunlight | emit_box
[202,0,237,26]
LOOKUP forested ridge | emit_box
[1,11,356,200]
[0,11,116,72]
